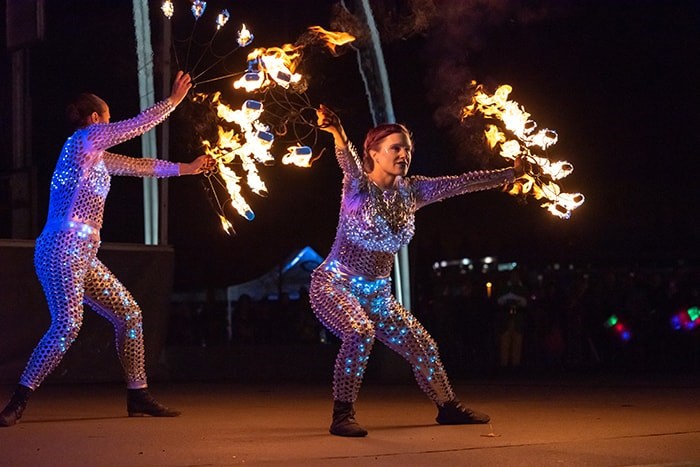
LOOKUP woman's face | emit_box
[370,131,413,178]
[85,100,110,126]
[94,102,111,124]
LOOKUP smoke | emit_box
[329,0,437,48]
[327,0,570,166]
[422,0,556,167]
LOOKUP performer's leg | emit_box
[309,269,376,403]
[309,269,374,436]
[20,233,91,390]
[83,257,146,388]
[374,292,490,425]
[2,233,90,427]
[83,257,179,417]
[370,292,455,404]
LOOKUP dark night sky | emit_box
[2,0,699,291]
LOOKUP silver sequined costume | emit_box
[21,100,180,390]
[309,142,515,404]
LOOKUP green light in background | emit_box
[604,314,619,328]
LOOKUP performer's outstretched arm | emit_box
[412,168,515,210]
[104,151,213,177]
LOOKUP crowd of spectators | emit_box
[168,262,700,376]
[414,262,700,376]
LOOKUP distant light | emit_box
[497,261,518,272]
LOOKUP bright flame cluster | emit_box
[160,1,356,232]
[233,44,303,92]
[463,83,584,219]
[233,25,354,93]
[197,93,275,228]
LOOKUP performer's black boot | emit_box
[436,399,490,425]
[329,400,368,437]
[127,388,180,417]
[0,384,33,427]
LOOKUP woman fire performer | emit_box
[0,71,214,427]
[310,105,526,437]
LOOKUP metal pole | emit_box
[132,0,159,245]
[343,0,412,310]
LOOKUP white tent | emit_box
[226,246,323,303]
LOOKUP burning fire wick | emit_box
[462,82,584,219]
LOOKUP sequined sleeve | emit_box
[411,167,515,209]
[84,100,174,152]
[335,142,363,179]
[103,151,180,178]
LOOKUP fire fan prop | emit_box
[462,82,584,219]
[160,1,354,234]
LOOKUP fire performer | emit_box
[0,71,214,427]
[310,105,527,437]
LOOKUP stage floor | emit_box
[1,375,699,466]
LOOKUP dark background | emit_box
[1,0,699,292]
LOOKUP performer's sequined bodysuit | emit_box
[20,100,180,390]
[309,142,515,404]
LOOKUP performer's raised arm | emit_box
[76,71,193,153]
[316,105,363,178]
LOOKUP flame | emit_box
[237,24,253,47]
[191,0,206,20]
[161,1,174,19]
[199,92,276,223]
[219,214,235,235]
[216,9,229,29]
[233,44,302,92]
[282,145,315,167]
[462,82,584,219]
[307,26,355,55]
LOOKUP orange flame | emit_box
[462,82,584,219]
[307,26,356,55]
[234,44,303,92]
[198,92,273,223]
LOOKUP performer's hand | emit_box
[168,71,193,107]
[316,104,348,148]
[514,156,531,178]
[180,155,215,175]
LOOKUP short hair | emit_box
[65,93,106,130]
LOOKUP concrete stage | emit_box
[1,375,699,466]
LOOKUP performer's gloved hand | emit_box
[514,155,531,178]
[316,104,348,148]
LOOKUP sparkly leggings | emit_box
[20,230,147,390]
[309,262,455,404]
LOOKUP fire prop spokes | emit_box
[161,1,355,234]
[462,82,584,219]
[161,1,255,84]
